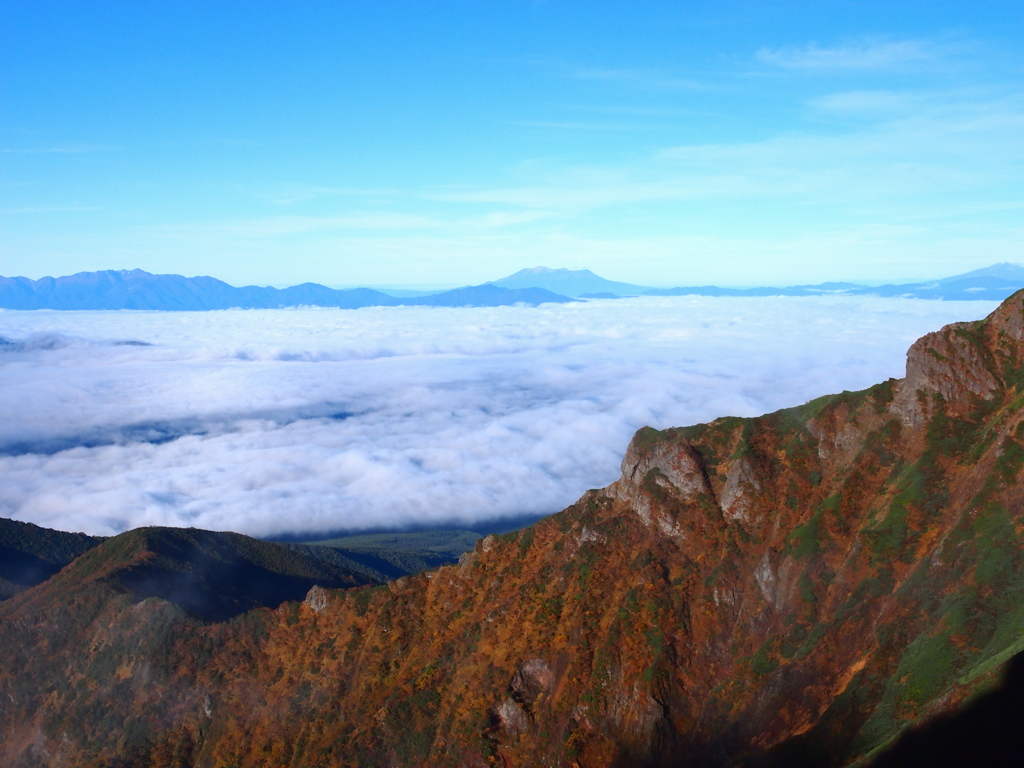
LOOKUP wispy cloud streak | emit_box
[757,38,939,70]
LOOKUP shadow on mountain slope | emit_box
[0,518,105,599]
[865,649,1024,768]
[71,526,380,621]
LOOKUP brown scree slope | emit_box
[5,293,1024,767]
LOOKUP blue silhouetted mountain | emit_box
[490,263,1024,302]
[5,265,1022,310]
[0,269,574,310]
[937,262,1024,283]
[491,267,646,297]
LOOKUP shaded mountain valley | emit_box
[0,522,482,617]
[7,293,1024,766]
[0,519,104,600]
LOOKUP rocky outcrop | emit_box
[892,322,999,426]
[303,584,330,613]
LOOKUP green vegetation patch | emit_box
[863,419,902,468]
[300,529,481,581]
[303,529,480,556]
[863,503,911,561]
[787,509,825,560]
[870,379,897,414]
[897,631,959,706]
[772,393,837,433]
[925,393,989,461]
[631,425,669,453]
[642,467,673,504]
[995,439,1024,483]
[748,637,780,679]
[518,526,535,554]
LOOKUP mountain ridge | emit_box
[0,520,482,602]
[0,269,574,311]
[26,525,382,622]
[491,267,647,297]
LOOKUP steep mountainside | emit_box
[6,293,1024,766]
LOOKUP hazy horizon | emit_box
[1,261,1010,292]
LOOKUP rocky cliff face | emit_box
[5,294,1024,767]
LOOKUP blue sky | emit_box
[2,1,1022,288]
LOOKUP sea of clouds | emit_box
[0,296,999,538]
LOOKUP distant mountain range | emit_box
[0,269,573,311]
[492,263,1024,302]
[2,263,1023,311]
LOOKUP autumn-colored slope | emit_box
[6,293,1024,767]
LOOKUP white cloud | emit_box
[810,90,929,114]
[0,298,1000,538]
[757,38,937,70]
